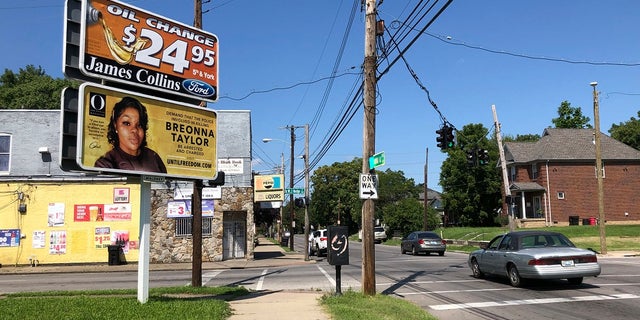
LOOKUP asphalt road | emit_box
[2,235,639,320]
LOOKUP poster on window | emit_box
[167,199,214,218]
[103,204,132,221]
[48,203,65,227]
[94,227,111,248]
[49,230,67,254]
[32,230,46,248]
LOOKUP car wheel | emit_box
[316,245,322,257]
[568,277,583,285]
[412,246,419,256]
[401,246,406,255]
[438,251,445,256]
[470,258,484,279]
[508,265,523,287]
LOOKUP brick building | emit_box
[503,128,640,227]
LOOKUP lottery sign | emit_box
[79,0,219,102]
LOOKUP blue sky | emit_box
[2,1,639,192]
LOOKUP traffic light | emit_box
[436,125,455,151]
[478,149,489,165]
[444,126,455,149]
[466,149,477,167]
[294,197,305,208]
[436,127,446,150]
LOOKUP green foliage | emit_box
[440,123,502,227]
[0,65,78,109]
[502,133,541,142]
[309,158,428,235]
[551,100,592,129]
[322,291,437,320]
[1,286,248,320]
[609,111,640,150]
[310,158,362,230]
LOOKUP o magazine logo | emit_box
[88,92,107,118]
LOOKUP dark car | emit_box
[468,230,601,287]
[401,231,447,256]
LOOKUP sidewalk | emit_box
[0,238,332,319]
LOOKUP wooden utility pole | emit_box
[423,148,429,230]
[303,124,310,261]
[492,105,515,231]
[361,0,377,296]
[289,125,296,251]
[591,82,607,254]
[191,0,203,287]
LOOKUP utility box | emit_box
[328,226,349,266]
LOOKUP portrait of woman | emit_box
[94,96,167,173]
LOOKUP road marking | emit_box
[398,287,518,295]
[377,279,483,286]
[255,269,268,291]
[202,270,223,285]
[429,293,640,310]
[317,265,336,286]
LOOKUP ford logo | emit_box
[182,79,216,97]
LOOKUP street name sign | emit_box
[368,151,385,170]
[285,188,305,195]
[359,173,378,200]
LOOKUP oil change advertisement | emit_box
[80,0,219,101]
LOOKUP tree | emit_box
[551,100,592,129]
[502,133,541,142]
[439,123,502,226]
[609,111,640,150]
[308,158,428,236]
[0,65,78,109]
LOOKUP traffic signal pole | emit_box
[361,0,377,296]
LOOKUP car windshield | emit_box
[520,234,575,249]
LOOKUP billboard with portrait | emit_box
[77,82,217,179]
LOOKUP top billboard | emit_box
[79,0,219,102]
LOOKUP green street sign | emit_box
[285,188,305,195]
[369,151,385,170]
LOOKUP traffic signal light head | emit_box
[436,127,446,150]
[436,125,455,151]
[478,149,489,165]
[466,148,477,167]
[444,126,455,149]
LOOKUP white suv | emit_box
[309,229,327,256]
[359,226,387,243]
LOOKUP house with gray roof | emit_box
[503,128,640,227]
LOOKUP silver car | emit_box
[468,230,601,287]
[401,231,447,256]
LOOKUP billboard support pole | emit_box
[137,180,151,303]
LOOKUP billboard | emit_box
[253,174,285,202]
[79,0,219,102]
[77,83,217,179]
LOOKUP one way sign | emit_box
[359,173,378,199]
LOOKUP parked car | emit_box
[468,230,601,287]
[358,226,388,243]
[309,229,327,256]
[401,231,446,256]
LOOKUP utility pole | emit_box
[492,105,515,232]
[303,124,310,261]
[423,148,429,230]
[288,125,296,251]
[191,0,203,287]
[361,0,377,296]
[591,82,607,254]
